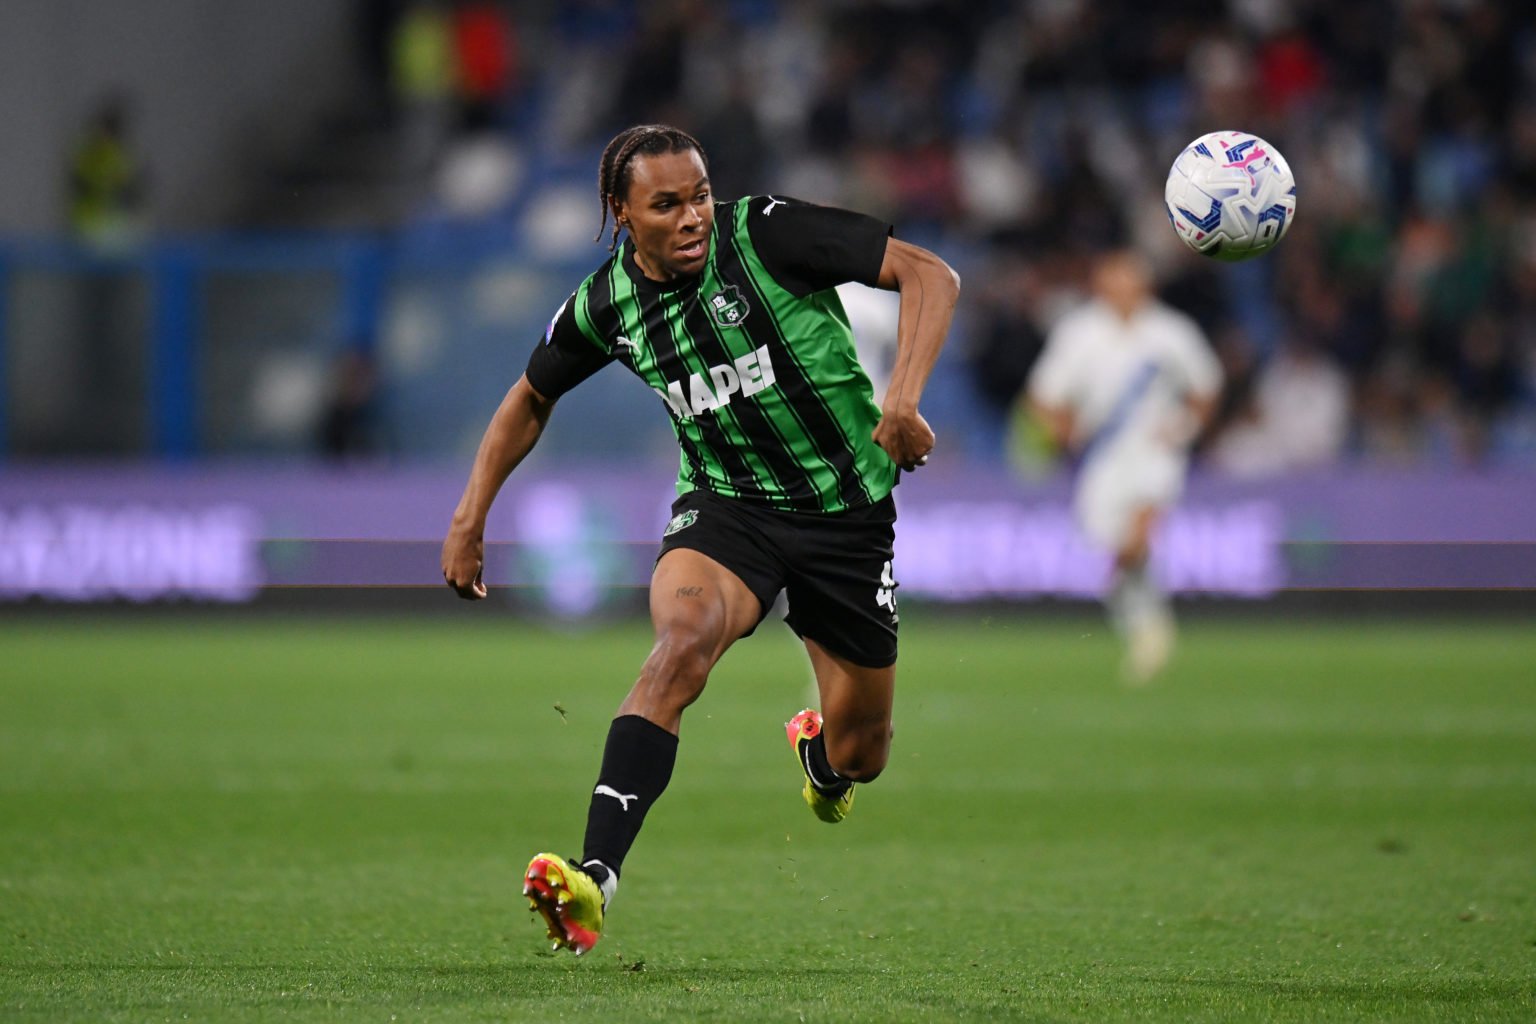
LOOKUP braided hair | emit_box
[595,124,709,251]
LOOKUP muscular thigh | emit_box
[1077,448,1184,550]
[649,548,763,652]
[621,549,762,729]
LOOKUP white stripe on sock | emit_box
[583,859,618,907]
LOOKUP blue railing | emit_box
[0,230,604,459]
[0,236,376,457]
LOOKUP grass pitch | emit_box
[1,611,1533,1022]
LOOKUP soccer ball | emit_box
[1164,131,1296,262]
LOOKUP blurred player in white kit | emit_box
[1027,250,1222,682]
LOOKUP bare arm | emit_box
[870,237,960,471]
[441,374,557,599]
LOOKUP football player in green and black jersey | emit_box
[442,124,959,955]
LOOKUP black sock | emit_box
[802,731,851,795]
[581,714,679,878]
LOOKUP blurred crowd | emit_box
[445,0,1532,474]
[71,1,1532,471]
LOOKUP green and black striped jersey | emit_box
[525,195,897,514]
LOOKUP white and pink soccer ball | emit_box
[1164,131,1296,262]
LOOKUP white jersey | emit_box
[1028,298,1221,547]
[1029,298,1221,461]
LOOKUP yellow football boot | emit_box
[523,852,605,955]
[785,708,854,823]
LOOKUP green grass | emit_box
[1,611,1533,1022]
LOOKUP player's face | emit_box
[616,149,714,282]
[1093,252,1152,316]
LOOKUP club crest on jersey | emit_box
[664,509,699,536]
[707,285,750,327]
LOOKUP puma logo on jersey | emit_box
[654,344,777,420]
[594,784,638,811]
[763,196,786,216]
[615,335,639,352]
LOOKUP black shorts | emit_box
[656,489,899,668]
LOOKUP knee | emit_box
[1116,542,1149,572]
[824,720,891,783]
[639,622,718,706]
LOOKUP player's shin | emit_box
[1109,565,1175,683]
[579,713,679,903]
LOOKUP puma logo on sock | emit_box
[594,784,638,811]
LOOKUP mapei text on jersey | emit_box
[653,344,777,420]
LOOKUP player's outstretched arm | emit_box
[872,237,960,471]
[442,375,557,599]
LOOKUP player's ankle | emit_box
[582,859,619,907]
[801,731,850,793]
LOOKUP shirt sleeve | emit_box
[746,195,892,297]
[523,291,614,399]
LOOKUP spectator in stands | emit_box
[1210,338,1351,477]
[67,94,147,252]
[452,0,518,132]
[318,350,386,461]
[391,0,456,173]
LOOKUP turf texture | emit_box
[1,612,1533,1022]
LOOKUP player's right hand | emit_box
[442,530,488,600]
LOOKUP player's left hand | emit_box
[873,405,935,471]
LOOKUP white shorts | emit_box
[1074,444,1187,551]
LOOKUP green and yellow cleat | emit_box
[785,708,854,824]
[523,852,605,955]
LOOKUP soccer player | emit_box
[441,125,959,954]
[1026,249,1221,683]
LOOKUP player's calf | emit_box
[820,715,891,782]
